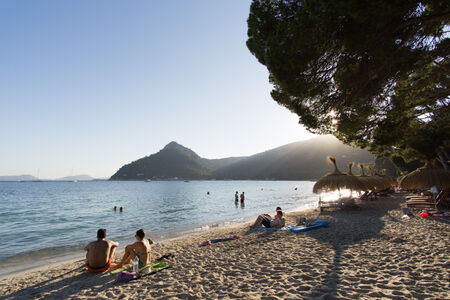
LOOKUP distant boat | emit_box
[184,180,190,182]
[32,169,42,182]
[145,179,151,182]
[71,179,78,183]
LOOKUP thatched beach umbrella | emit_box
[379,169,397,186]
[396,172,408,186]
[346,162,369,193]
[347,162,356,176]
[368,166,391,190]
[398,161,450,190]
[313,157,366,194]
[357,164,377,190]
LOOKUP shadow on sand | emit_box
[1,264,115,299]
[300,195,402,298]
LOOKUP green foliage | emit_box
[247,0,449,162]
[391,155,424,174]
[374,157,399,177]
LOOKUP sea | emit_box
[0,180,317,277]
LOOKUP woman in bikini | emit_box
[110,228,152,271]
[250,209,285,229]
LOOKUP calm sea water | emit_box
[0,180,316,276]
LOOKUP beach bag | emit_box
[115,271,141,283]
[419,211,429,218]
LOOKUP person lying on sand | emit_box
[84,228,119,273]
[275,207,282,218]
[250,209,285,229]
[110,229,152,271]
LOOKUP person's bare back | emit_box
[85,240,113,267]
[110,229,151,271]
[84,229,118,273]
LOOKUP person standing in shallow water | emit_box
[240,192,245,202]
[235,191,239,202]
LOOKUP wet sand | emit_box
[1,192,449,299]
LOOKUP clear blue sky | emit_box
[0,0,315,179]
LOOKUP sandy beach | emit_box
[1,192,449,299]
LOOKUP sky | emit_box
[0,0,315,179]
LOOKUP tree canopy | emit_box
[247,0,449,162]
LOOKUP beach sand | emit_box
[1,192,449,299]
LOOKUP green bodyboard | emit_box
[110,262,169,275]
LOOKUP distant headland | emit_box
[110,135,377,181]
[0,175,105,182]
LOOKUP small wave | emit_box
[160,207,195,214]
[0,244,86,277]
[0,244,84,268]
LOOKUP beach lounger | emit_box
[359,191,377,201]
[406,193,434,200]
[319,197,357,211]
[374,189,390,197]
[406,190,449,209]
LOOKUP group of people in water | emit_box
[235,191,245,202]
[113,206,124,212]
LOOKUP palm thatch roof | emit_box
[313,157,367,194]
[398,161,450,190]
[356,164,377,190]
[347,162,356,176]
[379,169,397,185]
[396,171,408,185]
[367,166,392,189]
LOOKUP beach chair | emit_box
[374,187,395,197]
[406,190,449,209]
[406,190,434,200]
[359,191,377,201]
[319,197,356,211]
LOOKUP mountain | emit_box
[211,135,374,180]
[55,175,95,181]
[110,142,212,180]
[0,175,39,181]
[110,136,375,180]
[200,157,245,171]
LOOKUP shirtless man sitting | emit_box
[84,228,119,273]
[110,229,152,271]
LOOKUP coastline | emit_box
[1,192,449,299]
[0,202,315,280]
[0,193,317,279]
